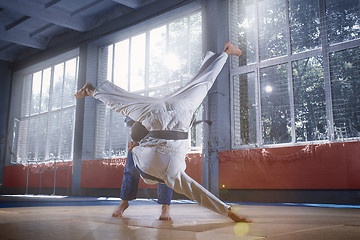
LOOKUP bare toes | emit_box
[159,216,172,221]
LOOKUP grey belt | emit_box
[149,130,188,140]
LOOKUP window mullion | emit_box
[166,24,170,85]
[71,58,79,159]
[255,68,262,145]
[255,0,262,146]
[25,75,33,160]
[319,0,335,141]
[109,46,115,155]
[109,111,113,157]
[145,31,150,96]
[48,67,55,112]
[36,73,43,160]
[128,39,132,91]
[57,112,62,159]
[61,62,66,109]
[288,61,296,143]
[285,0,296,143]
[58,60,68,159]
[187,16,191,76]
[111,43,115,83]
[39,70,44,114]
[45,66,55,160]
[29,75,34,116]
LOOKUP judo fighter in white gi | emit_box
[75,42,251,222]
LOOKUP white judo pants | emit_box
[163,171,230,216]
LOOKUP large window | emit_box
[95,11,202,158]
[230,0,360,147]
[13,57,79,163]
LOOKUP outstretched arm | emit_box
[165,42,243,112]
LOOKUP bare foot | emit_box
[112,200,129,217]
[74,83,95,99]
[159,205,172,221]
[223,42,243,56]
[228,209,252,223]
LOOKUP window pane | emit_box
[289,0,321,53]
[27,117,37,160]
[258,0,288,60]
[114,40,129,90]
[63,58,77,107]
[27,115,47,161]
[233,72,257,145]
[330,47,360,139]
[95,105,111,158]
[230,0,257,67]
[326,0,360,45]
[292,56,328,142]
[260,64,291,144]
[17,119,29,162]
[98,45,113,83]
[37,115,48,161]
[48,111,60,158]
[17,54,78,164]
[130,33,146,92]
[169,17,189,84]
[60,108,75,159]
[41,68,51,113]
[52,63,64,110]
[149,25,167,88]
[189,12,202,74]
[30,71,42,115]
[22,75,32,117]
[108,45,113,81]
[110,112,128,157]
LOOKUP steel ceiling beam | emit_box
[0,24,48,49]
[0,0,91,32]
[5,16,31,31]
[112,0,143,9]
[45,0,63,9]
[0,51,13,61]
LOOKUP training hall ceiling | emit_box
[0,0,182,63]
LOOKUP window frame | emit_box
[229,0,360,149]
[10,49,79,164]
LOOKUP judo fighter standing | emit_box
[115,117,174,220]
[75,42,251,222]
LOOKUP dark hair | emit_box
[131,122,149,142]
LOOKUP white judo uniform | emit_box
[93,51,230,216]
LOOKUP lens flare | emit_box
[234,222,249,237]
[265,85,273,93]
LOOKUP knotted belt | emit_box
[149,130,188,140]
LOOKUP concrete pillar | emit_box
[71,45,87,196]
[202,0,231,196]
[0,61,13,193]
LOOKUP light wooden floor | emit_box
[0,196,360,240]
